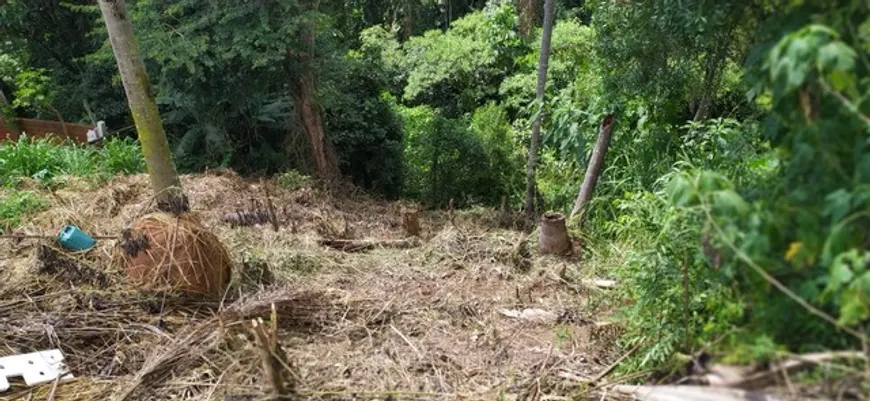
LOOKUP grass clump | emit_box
[0,136,145,187]
[0,190,48,230]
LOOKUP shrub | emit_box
[399,105,496,207]
[322,59,404,198]
[470,102,524,204]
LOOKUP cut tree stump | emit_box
[401,206,422,237]
[539,212,571,255]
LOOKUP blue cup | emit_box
[57,225,96,251]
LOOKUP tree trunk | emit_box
[692,46,724,122]
[97,0,187,213]
[402,0,416,39]
[523,0,556,219]
[518,0,540,37]
[289,26,339,181]
[570,114,616,219]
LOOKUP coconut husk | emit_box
[115,212,232,296]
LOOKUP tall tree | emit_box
[523,0,555,218]
[97,0,187,212]
[289,19,341,180]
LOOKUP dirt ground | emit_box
[0,171,622,400]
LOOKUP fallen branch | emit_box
[319,238,420,253]
[591,342,641,384]
[613,385,783,401]
[706,351,867,389]
[581,279,617,289]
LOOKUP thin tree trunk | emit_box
[98,0,187,213]
[44,105,69,137]
[290,26,339,181]
[523,0,556,219]
[692,46,724,122]
[570,114,615,219]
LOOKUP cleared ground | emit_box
[0,171,621,400]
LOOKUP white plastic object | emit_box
[0,349,74,392]
[86,121,108,143]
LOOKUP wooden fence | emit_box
[0,117,97,145]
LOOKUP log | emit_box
[318,238,420,253]
[612,385,783,401]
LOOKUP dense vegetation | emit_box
[1,0,868,381]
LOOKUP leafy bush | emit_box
[322,58,404,198]
[399,105,494,207]
[0,190,48,230]
[362,4,526,117]
[600,117,777,372]
[469,102,524,203]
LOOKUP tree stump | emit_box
[539,212,571,255]
[401,206,422,237]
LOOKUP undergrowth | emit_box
[0,190,48,231]
[0,136,145,187]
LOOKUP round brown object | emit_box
[117,212,232,296]
[539,212,571,255]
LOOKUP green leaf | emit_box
[826,69,856,92]
[830,257,854,287]
[823,189,851,223]
[817,41,856,73]
[666,174,696,207]
[711,190,749,216]
[697,171,730,193]
[821,226,855,267]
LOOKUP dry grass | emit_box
[0,172,623,400]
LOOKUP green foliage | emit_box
[0,190,48,231]
[276,170,312,191]
[590,0,759,122]
[364,4,527,116]
[399,104,505,207]
[0,136,64,185]
[0,1,106,122]
[0,136,145,186]
[470,102,524,203]
[500,18,597,113]
[99,137,146,176]
[322,58,404,198]
[609,170,746,372]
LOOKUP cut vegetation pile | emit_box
[0,171,620,400]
